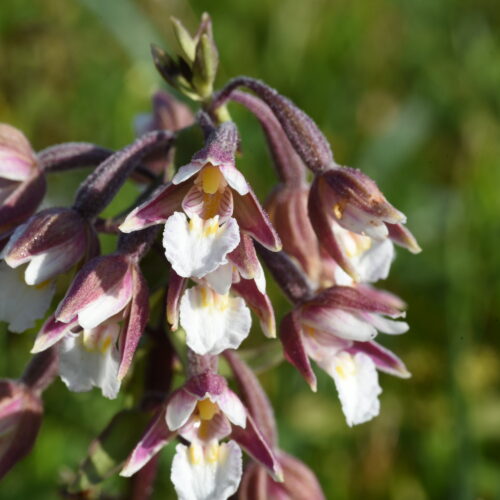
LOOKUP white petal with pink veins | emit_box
[179,285,251,356]
[171,441,242,500]
[163,213,240,279]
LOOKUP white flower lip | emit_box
[179,285,251,356]
[163,212,240,279]
[171,441,242,500]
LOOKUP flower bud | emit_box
[0,380,43,479]
[0,124,46,237]
[3,207,97,286]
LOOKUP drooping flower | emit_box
[280,285,410,426]
[32,251,149,399]
[120,122,280,281]
[121,371,282,500]
[0,124,46,240]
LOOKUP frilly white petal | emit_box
[163,213,240,279]
[172,163,203,185]
[171,441,242,500]
[0,262,55,333]
[179,286,251,356]
[58,324,121,399]
[324,351,381,426]
[357,239,394,283]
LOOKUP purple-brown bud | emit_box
[0,124,46,237]
[0,380,43,479]
[3,207,98,285]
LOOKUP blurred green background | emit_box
[1,0,500,498]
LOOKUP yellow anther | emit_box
[333,203,344,219]
[200,164,224,194]
[205,441,220,464]
[213,293,230,312]
[197,398,219,420]
[188,443,204,466]
[99,334,113,354]
[34,279,51,290]
[335,353,357,379]
[82,330,97,351]
[335,365,346,379]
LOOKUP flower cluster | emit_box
[0,14,420,499]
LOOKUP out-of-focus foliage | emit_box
[1,0,500,498]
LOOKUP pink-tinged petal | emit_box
[0,124,37,181]
[387,222,422,254]
[279,312,316,391]
[308,178,359,281]
[171,441,243,500]
[178,412,232,444]
[0,262,55,333]
[31,315,78,353]
[119,182,189,233]
[0,172,46,236]
[231,414,283,481]
[56,255,131,325]
[166,271,187,330]
[349,341,411,378]
[166,388,198,431]
[232,278,276,338]
[363,312,409,335]
[355,284,407,312]
[227,234,262,286]
[219,165,249,196]
[163,213,240,279]
[121,408,174,477]
[118,265,149,380]
[182,184,234,223]
[233,188,281,251]
[184,372,228,399]
[3,208,85,267]
[301,307,377,342]
[301,328,352,366]
[214,388,247,428]
[172,162,203,184]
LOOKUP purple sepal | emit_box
[0,172,46,237]
[227,233,261,281]
[232,278,276,338]
[56,254,132,323]
[119,182,189,233]
[118,265,149,380]
[184,372,227,398]
[349,340,410,378]
[267,183,323,282]
[120,408,174,477]
[190,121,239,168]
[32,315,79,353]
[231,413,283,481]
[279,312,316,391]
[0,380,43,480]
[387,222,421,254]
[224,351,277,448]
[166,270,187,330]
[233,187,281,251]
